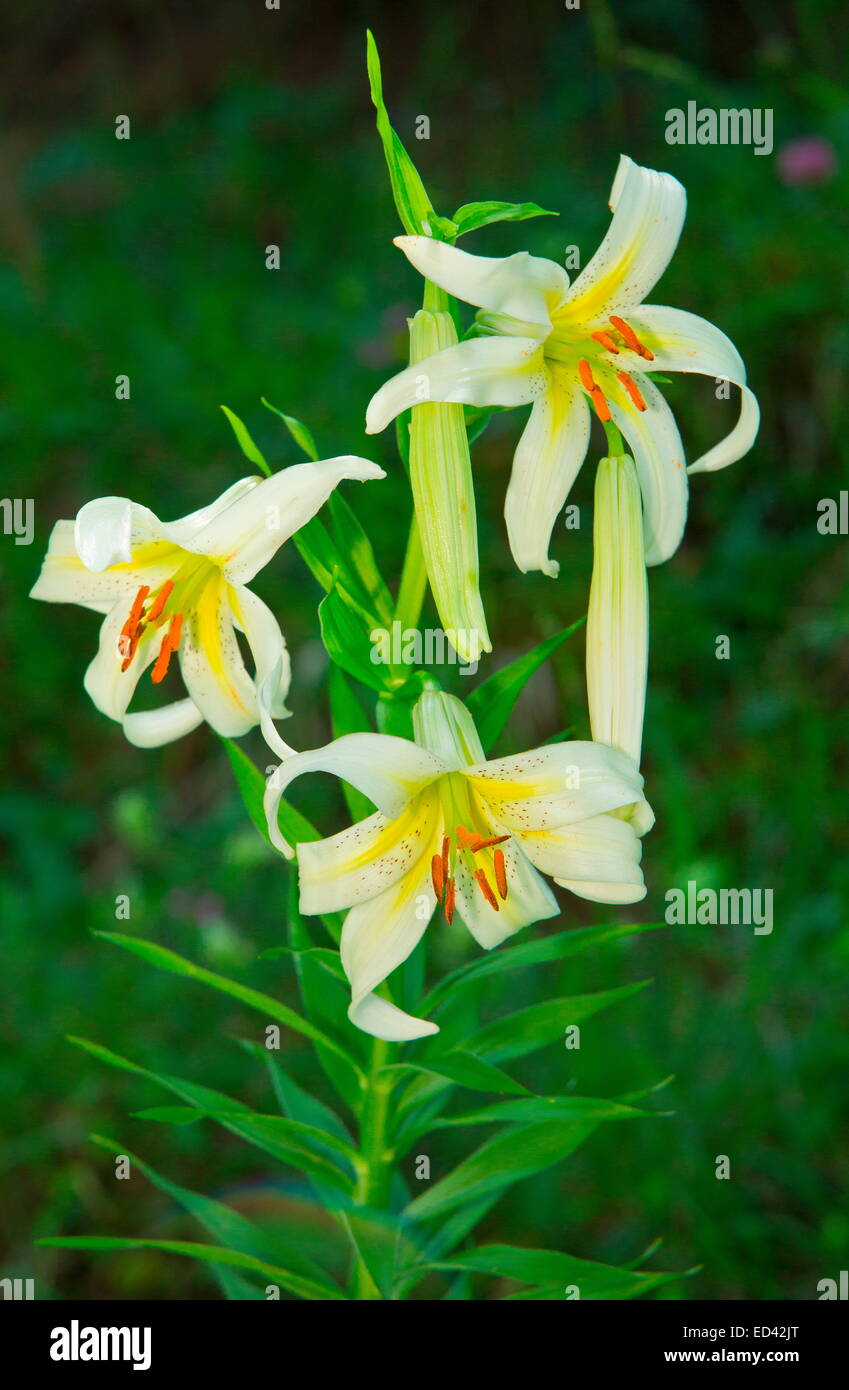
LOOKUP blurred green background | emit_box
[1,0,847,1299]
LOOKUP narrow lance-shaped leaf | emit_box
[68,1036,357,1195]
[427,1244,685,1301]
[466,618,586,752]
[89,934,361,1080]
[404,1118,602,1222]
[421,920,665,1014]
[89,1134,342,1298]
[365,30,454,239]
[38,1237,348,1301]
[452,201,558,237]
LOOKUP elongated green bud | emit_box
[587,454,648,769]
[408,308,491,666]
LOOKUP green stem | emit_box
[394,513,428,631]
[352,1035,395,1299]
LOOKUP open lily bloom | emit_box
[264,690,653,1041]
[30,458,384,750]
[366,154,760,576]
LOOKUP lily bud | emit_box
[587,453,648,770]
[408,308,491,666]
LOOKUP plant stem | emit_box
[394,513,428,631]
[352,1034,394,1299]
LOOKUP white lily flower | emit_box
[264,690,653,1041]
[366,154,759,576]
[586,453,648,772]
[30,458,385,750]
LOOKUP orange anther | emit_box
[591,330,620,354]
[616,371,647,411]
[493,848,508,900]
[431,853,445,902]
[146,578,174,624]
[609,314,654,361]
[578,359,596,392]
[120,628,143,672]
[444,878,456,925]
[471,832,510,853]
[121,585,150,639]
[590,387,612,423]
[474,868,499,911]
[166,612,183,652]
[150,630,174,684]
[455,825,475,849]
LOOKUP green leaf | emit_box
[452,201,557,237]
[284,877,366,1112]
[464,981,651,1065]
[38,1237,347,1300]
[89,1134,341,1298]
[339,1208,414,1300]
[257,946,347,982]
[219,405,270,474]
[221,737,318,852]
[365,30,451,239]
[429,1244,683,1300]
[466,618,586,751]
[69,1037,357,1193]
[88,935,362,1082]
[404,1118,601,1222]
[260,398,319,461]
[223,739,343,940]
[422,920,665,1013]
[430,1095,652,1129]
[319,583,401,694]
[237,1037,357,1210]
[325,493,394,627]
[132,1106,202,1125]
[387,1051,532,1101]
[329,665,376,823]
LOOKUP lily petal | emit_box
[517,812,646,904]
[177,578,258,737]
[298,790,440,916]
[504,372,591,578]
[628,305,760,474]
[366,336,547,435]
[342,854,440,1041]
[123,699,205,748]
[394,236,570,327]
[160,477,263,545]
[228,585,293,760]
[188,457,386,585]
[83,599,158,722]
[264,734,447,857]
[463,741,648,831]
[604,372,688,566]
[562,155,686,324]
[454,816,559,948]
[30,521,178,614]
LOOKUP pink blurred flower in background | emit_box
[776,136,837,187]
